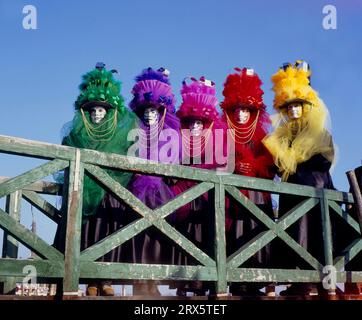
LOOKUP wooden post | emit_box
[1,191,22,294]
[346,169,362,234]
[63,149,83,296]
[214,183,227,296]
[320,190,336,295]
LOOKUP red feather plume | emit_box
[221,67,264,110]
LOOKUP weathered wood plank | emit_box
[320,195,335,293]
[1,134,359,288]
[2,259,362,284]
[346,169,362,233]
[227,268,322,283]
[277,198,320,229]
[2,192,22,294]
[82,147,354,202]
[84,164,214,266]
[22,190,61,224]
[80,218,152,262]
[334,238,362,270]
[81,148,220,183]
[63,150,83,295]
[80,262,217,281]
[153,182,214,219]
[86,162,214,219]
[331,202,362,279]
[144,183,218,266]
[84,163,153,218]
[0,135,354,202]
[2,192,22,259]
[0,276,27,284]
[227,198,319,268]
[152,219,215,267]
[225,185,323,270]
[227,231,276,268]
[336,271,362,283]
[222,175,354,202]
[82,213,214,267]
[0,159,68,199]
[228,268,362,283]
[213,183,227,294]
[0,135,75,160]
[0,177,61,195]
[0,258,63,278]
[0,208,64,261]
[81,183,214,262]
[0,135,353,201]
[329,200,361,234]
[84,212,216,268]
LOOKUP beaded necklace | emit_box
[226,110,260,144]
[81,108,118,142]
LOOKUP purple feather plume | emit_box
[135,67,170,84]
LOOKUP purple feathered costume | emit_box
[127,67,181,266]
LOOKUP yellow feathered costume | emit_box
[263,62,334,181]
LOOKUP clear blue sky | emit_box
[0,0,361,255]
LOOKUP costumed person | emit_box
[127,67,181,295]
[263,60,335,296]
[54,62,136,296]
[171,76,227,296]
[220,67,275,296]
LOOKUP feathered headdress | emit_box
[272,60,318,110]
[75,62,124,112]
[221,67,265,111]
[129,67,175,115]
[220,67,270,147]
[176,76,219,123]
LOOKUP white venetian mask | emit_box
[90,106,107,124]
[189,119,204,137]
[143,107,159,126]
[287,103,303,120]
[234,107,251,124]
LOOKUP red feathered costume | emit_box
[221,68,275,290]
[221,67,274,183]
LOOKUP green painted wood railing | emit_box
[0,134,361,296]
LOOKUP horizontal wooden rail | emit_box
[0,135,354,201]
[0,177,61,195]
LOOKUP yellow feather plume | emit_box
[263,65,335,181]
[272,67,318,110]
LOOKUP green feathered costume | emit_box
[62,63,136,222]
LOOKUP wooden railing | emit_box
[0,134,361,296]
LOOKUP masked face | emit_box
[143,107,159,126]
[90,106,107,124]
[234,107,251,124]
[189,119,204,137]
[287,103,303,120]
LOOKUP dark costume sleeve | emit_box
[286,154,334,189]
[297,154,332,172]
